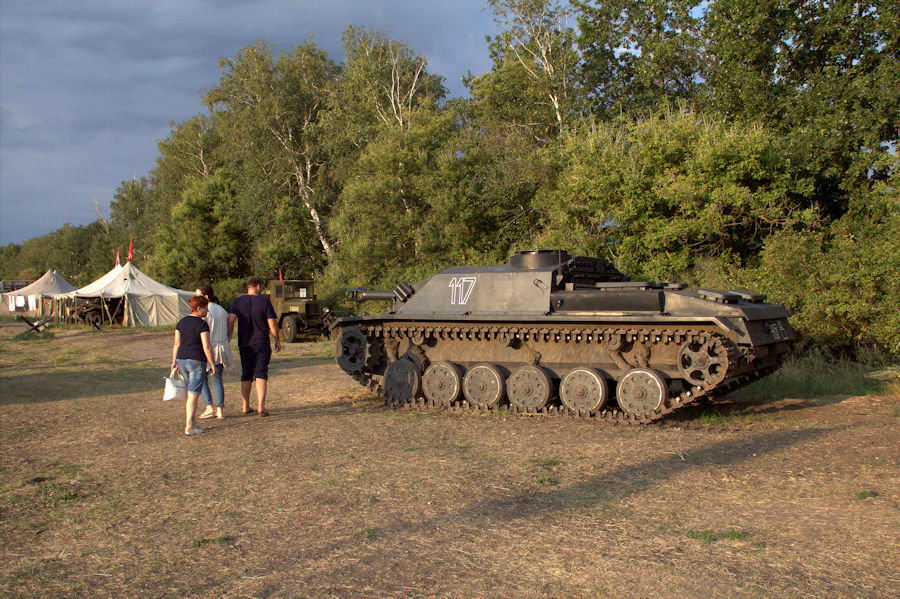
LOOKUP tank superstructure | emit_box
[332,250,793,423]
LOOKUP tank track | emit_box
[336,322,778,425]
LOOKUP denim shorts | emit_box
[239,344,271,381]
[176,358,207,394]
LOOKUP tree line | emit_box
[2,0,897,355]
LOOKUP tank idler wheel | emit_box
[422,362,463,407]
[336,327,368,373]
[678,337,729,388]
[463,363,506,409]
[281,315,298,343]
[616,368,668,418]
[507,365,552,411]
[560,368,609,413]
[383,358,422,406]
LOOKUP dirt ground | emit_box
[1,325,898,598]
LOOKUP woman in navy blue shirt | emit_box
[171,295,217,435]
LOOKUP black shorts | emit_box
[239,344,272,381]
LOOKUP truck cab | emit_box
[268,279,325,342]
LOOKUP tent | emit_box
[68,262,194,326]
[3,269,77,317]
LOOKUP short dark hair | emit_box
[247,276,264,289]
[196,284,219,305]
[189,295,209,311]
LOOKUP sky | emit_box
[0,0,500,245]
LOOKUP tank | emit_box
[331,250,794,423]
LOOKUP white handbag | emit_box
[163,368,187,401]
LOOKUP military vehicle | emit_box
[71,296,123,328]
[331,250,794,424]
[268,279,326,342]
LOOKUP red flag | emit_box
[127,238,134,262]
[115,247,120,266]
[278,269,283,281]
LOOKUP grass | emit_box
[297,339,335,359]
[13,329,54,341]
[355,527,378,540]
[855,491,877,500]
[740,350,894,401]
[685,529,749,543]
[1,326,898,598]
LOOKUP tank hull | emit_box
[333,251,794,423]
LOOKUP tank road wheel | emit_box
[281,315,298,343]
[463,364,506,409]
[616,368,668,418]
[507,365,552,411]
[678,337,730,389]
[336,327,368,373]
[560,368,609,414]
[422,362,463,407]
[384,358,422,406]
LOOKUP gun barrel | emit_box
[346,288,395,303]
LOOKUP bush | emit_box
[752,194,899,358]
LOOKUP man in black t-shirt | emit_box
[228,276,281,416]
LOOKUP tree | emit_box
[151,171,250,286]
[320,27,446,184]
[321,28,451,292]
[472,0,583,139]
[575,0,705,118]
[536,108,816,279]
[204,41,340,260]
[705,0,900,219]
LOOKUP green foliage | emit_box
[480,0,585,137]
[575,0,705,118]
[10,7,897,360]
[705,0,899,217]
[0,222,114,286]
[685,528,748,543]
[150,171,250,288]
[738,348,892,401]
[752,161,900,355]
[538,108,815,280]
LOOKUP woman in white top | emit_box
[196,284,234,419]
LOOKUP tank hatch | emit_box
[510,250,569,270]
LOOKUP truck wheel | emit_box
[281,316,298,343]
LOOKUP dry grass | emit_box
[1,323,898,598]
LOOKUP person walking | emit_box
[196,284,233,420]
[228,276,281,416]
[171,295,216,435]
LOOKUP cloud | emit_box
[0,0,499,244]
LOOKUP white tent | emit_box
[69,262,194,326]
[3,269,77,316]
[3,269,76,299]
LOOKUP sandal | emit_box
[258,410,270,417]
[241,408,257,415]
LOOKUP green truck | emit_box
[267,279,327,342]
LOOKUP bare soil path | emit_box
[1,327,898,598]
